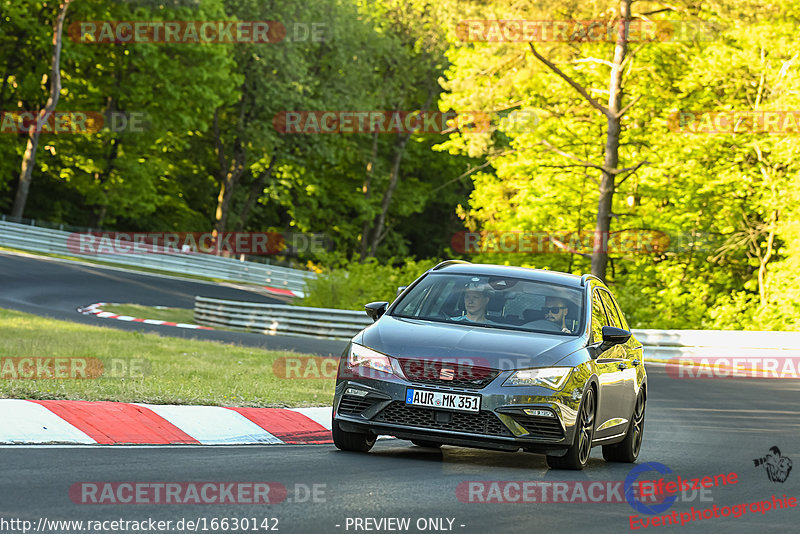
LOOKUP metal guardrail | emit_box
[193,296,800,353]
[194,296,371,339]
[0,218,315,296]
[635,329,800,360]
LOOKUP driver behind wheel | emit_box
[451,282,494,323]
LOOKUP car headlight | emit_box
[347,343,394,375]
[504,367,572,389]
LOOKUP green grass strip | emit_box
[0,307,334,408]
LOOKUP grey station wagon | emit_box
[331,261,647,470]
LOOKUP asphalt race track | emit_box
[0,251,346,356]
[1,366,798,533]
[1,251,799,533]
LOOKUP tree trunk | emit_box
[758,209,777,307]
[364,88,435,257]
[11,0,71,218]
[89,204,108,228]
[213,106,247,235]
[367,132,410,257]
[591,0,631,281]
[87,136,121,227]
[215,176,238,234]
[236,156,276,232]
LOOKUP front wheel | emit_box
[546,387,595,470]
[603,390,645,463]
[332,419,376,452]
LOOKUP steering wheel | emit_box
[524,319,562,332]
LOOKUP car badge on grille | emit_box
[439,367,455,380]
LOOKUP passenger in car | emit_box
[521,296,572,333]
[451,282,494,323]
[543,296,572,333]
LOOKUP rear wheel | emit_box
[332,419,376,452]
[546,387,595,470]
[603,390,645,463]
[411,440,442,448]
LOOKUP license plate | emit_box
[405,388,481,413]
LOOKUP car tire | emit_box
[332,418,376,452]
[603,390,645,463]
[546,386,596,470]
[411,440,442,448]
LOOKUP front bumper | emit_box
[333,367,586,455]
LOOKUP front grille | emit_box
[398,358,499,389]
[338,395,375,415]
[511,414,565,440]
[374,401,512,437]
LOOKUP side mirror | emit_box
[365,301,389,322]
[598,326,631,353]
[396,286,408,298]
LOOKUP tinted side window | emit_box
[598,290,622,328]
[591,291,608,343]
[394,284,428,316]
[421,277,458,316]
[606,291,629,330]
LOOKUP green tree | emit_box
[438,0,800,329]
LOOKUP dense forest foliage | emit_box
[2,0,798,330]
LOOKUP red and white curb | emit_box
[78,303,213,330]
[263,286,303,299]
[0,400,333,445]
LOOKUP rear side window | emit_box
[598,290,622,328]
[591,291,608,343]
[606,291,629,330]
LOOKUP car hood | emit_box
[358,315,584,370]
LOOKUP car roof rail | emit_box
[431,259,472,271]
[580,273,603,286]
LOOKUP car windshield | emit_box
[391,273,584,335]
